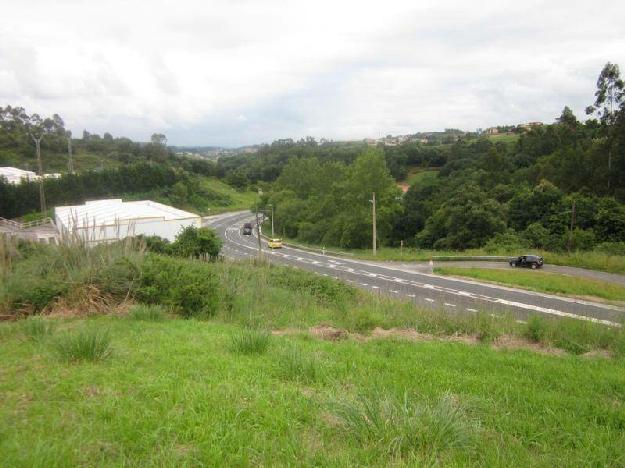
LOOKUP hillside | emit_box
[1,240,625,466]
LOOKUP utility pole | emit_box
[371,192,377,256]
[255,208,263,257]
[568,199,576,252]
[31,134,46,213]
[67,132,74,174]
[268,203,275,238]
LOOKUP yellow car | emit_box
[267,238,283,249]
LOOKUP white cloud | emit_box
[1,0,624,145]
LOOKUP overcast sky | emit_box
[1,1,624,146]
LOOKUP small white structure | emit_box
[0,167,38,185]
[54,199,201,244]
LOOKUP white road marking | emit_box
[425,298,435,303]
[444,303,457,307]
[466,308,478,313]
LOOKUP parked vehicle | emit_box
[509,255,544,269]
[242,222,253,235]
[267,238,283,249]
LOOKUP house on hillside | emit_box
[54,199,201,244]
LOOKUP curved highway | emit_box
[205,211,625,327]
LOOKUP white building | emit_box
[0,167,38,185]
[54,199,201,244]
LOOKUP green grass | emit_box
[1,316,625,465]
[124,176,257,216]
[403,168,439,186]
[229,327,272,354]
[435,266,625,302]
[486,133,520,144]
[127,304,167,321]
[53,328,113,362]
[20,316,55,341]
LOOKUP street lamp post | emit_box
[267,203,274,238]
[370,192,377,256]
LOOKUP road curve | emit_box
[205,211,625,327]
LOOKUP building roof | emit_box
[0,166,37,177]
[55,199,199,229]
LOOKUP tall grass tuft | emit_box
[21,316,55,341]
[333,392,478,459]
[127,304,166,321]
[229,328,271,354]
[276,347,322,383]
[53,329,113,362]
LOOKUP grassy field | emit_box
[435,267,625,302]
[3,240,625,464]
[123,177,257,216]
[1,314,625,466]
[403,168,439,186]
[486,133,520,145]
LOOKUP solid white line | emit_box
[444,303,457,307]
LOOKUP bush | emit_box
[53,329,112,362]
[170,226,222,260]
[229,328,271,354]
[139,254,219,319]
[93,255,142,299]
[484,230,528,254]
[127,304,167,321]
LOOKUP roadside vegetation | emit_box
[435,266,625,302]
[2,237,625,464]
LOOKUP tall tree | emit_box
[586,62,625,189]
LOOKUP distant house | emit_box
[54,199,201,244]
[0,167,38,185]
[485,127,499,135]
[518,122,544,131]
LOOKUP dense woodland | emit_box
[2,63,625,253]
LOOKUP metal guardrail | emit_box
[432,255,511,262]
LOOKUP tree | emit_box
[151,133,167,146]
[171,226,222,260]
[586,62,625,189]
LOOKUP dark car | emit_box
[509,255,544,269]
[242,222,253,235]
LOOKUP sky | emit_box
[1,0,624,147]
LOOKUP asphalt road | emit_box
[205,211,625,326]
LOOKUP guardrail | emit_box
[432,255,511,262]
[0,217,54,231]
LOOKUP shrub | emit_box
[93,255,142,299]
[170,226,222,260]
[53,329,112,362]
[139,254,219,319]
[21,317,55,341]
[127,304,167,321]
[484,230,528,254]
[333,392,477,458]
[229,328,271,354]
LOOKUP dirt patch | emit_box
[493,334,566,356]
[582,349,613,359]
[271,328,301,336]
[309,325,347,341]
